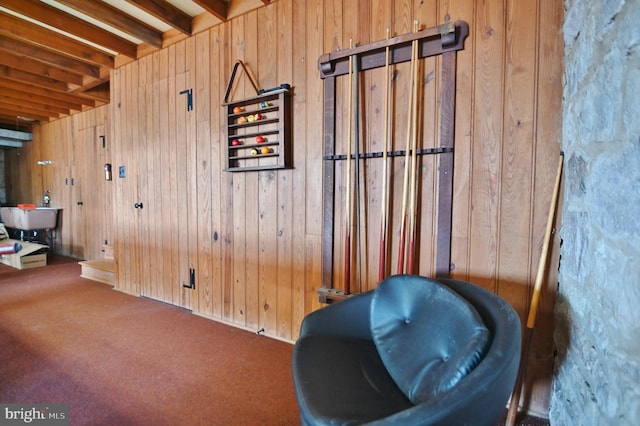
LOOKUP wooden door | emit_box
[143,69,196,310]
[176,69,196,311]
[110,45,200,311]
[131,65,196,311]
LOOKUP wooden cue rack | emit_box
[318,21,469,303]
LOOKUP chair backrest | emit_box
[369,275,491,404]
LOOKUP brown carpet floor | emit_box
[1,256,550,426]
[0,256,300,425]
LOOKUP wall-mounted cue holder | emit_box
[223,60,292,172]
[318,20,469,303]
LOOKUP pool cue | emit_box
[506,152,564,426]
[406,20,420,274]
[353,46,363,293]
[343,40,354,295]
[396,20,419,274]
[378,28,391,283]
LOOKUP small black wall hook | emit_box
[179,88,193,111]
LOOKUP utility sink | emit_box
[0,207,59,230]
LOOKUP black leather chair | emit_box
[292,275,521,425]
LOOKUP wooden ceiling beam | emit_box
[0,93,71,116]
[55,0,164,49]
[123,0,192,35]
[193,0,228,21]
[0,79,94,108]
[0,36,100,78]
[0,65,69,92]
[0,105,54,123]
[72,82,110,103]
[0,50,84,85]
[0,12,115,68]
[0,86,83,112]
[0,0,273,126]
[0,0,138,58]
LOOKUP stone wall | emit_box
[551,0,640,424]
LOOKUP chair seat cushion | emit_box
[370,275,490,404]
[292,335,413,425]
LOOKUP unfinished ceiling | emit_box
[0,0,270,139]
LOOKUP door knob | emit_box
[134,202,143,209]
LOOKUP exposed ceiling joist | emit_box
[0,50,84,85]
[193,0,227,21]
[0,78,95,108]
[0,0,269,135]
[123,0,193,35]
[0,0,139,57]
[0,12,116,67]
[0,36,102,78]
[55,0,164,49]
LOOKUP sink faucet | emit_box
[43,190,50,207]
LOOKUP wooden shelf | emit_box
[223,89,292,172]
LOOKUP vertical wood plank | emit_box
[221,22,234,322]
[290,0,308,339]
[130,60,142,297]
[304,0,324,316]
[468,0,505,292]
[138,56,152,299]
[153,50,167,302]
[258,169,278,333]
[195,30,213,317]
[441,0,475,281]
[175,40,190,306]
[498,0,538,314]
[210,25,225,320]
[170,43,183,305]
[155,52,169,302]
[115,65,132,294]
[185,35,197,310]
[276,0,294,340]
[230,16,247,326]
[111,67,123,291]
[243,10,260,330]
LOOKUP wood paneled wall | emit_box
[4,105,111,260]
[6,0,563,416]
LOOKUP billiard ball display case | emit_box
[223,89,292,172]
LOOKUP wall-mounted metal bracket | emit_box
[180,89,193,111]
[183,268,196,289]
